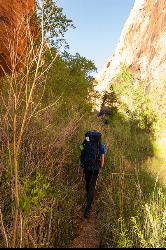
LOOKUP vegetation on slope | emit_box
[0,1,166,248]
[96,65,166,248]
[0,1,97,247]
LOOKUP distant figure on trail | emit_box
[78,130,105,219]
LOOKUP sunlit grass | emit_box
[96,116,166,248]
[144,132,166,188]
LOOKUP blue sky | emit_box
[57,0,135,73]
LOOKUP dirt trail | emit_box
[71,202,100,248]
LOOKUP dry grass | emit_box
[95,120,166,248]
[0,2,83,247]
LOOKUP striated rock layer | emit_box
[0,0,36,76]
[94,0,166,110]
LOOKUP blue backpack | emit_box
[80,131,102,171]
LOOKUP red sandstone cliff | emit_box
[0,0,36,76]
[95,0,166,109]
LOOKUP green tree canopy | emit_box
[36,0,75,49]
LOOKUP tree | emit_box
[44,50,97,113]
[36,0,75,49]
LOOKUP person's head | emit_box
[85,130,102,143]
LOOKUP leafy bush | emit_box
[105,63,166,133]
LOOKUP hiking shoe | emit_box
[83,207,90,219]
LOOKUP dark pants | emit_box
[84,169,99,210]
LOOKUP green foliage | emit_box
[131,189,166,248]
[148,82,166,134]
[96,87,166,248]
[20,172,51,212]
[0,0,98,248]
[44,50,97,115]
[110,63,156,131]
[36,0,75,49]
[2,0,166,247]
[117,218,133,248]
[105,108,154,164]
[108,63,166,135]
[97,150,166,248]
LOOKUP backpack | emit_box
[80,131,102,171]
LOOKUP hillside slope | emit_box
[94,0,166,110]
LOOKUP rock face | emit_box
[0,0,35,76]
[94,0,166,110]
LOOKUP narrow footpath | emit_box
[71,201,100,248]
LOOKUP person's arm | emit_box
[78,166,84,176]
[78,160,83,175]
[100,143,105,168]
[101,154,105,168]
[78,143,84,176]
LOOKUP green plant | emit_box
[110,63,156,131]
[36,0,75,49]
[20,172,50,212]
[131,188,166,248]
[117,218,133,248]
[96,117,166,248]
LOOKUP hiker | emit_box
[78,130,105,218]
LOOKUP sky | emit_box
[57,0,135,74]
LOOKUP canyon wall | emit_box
[0,0,36,76]
[94,0,166,110]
